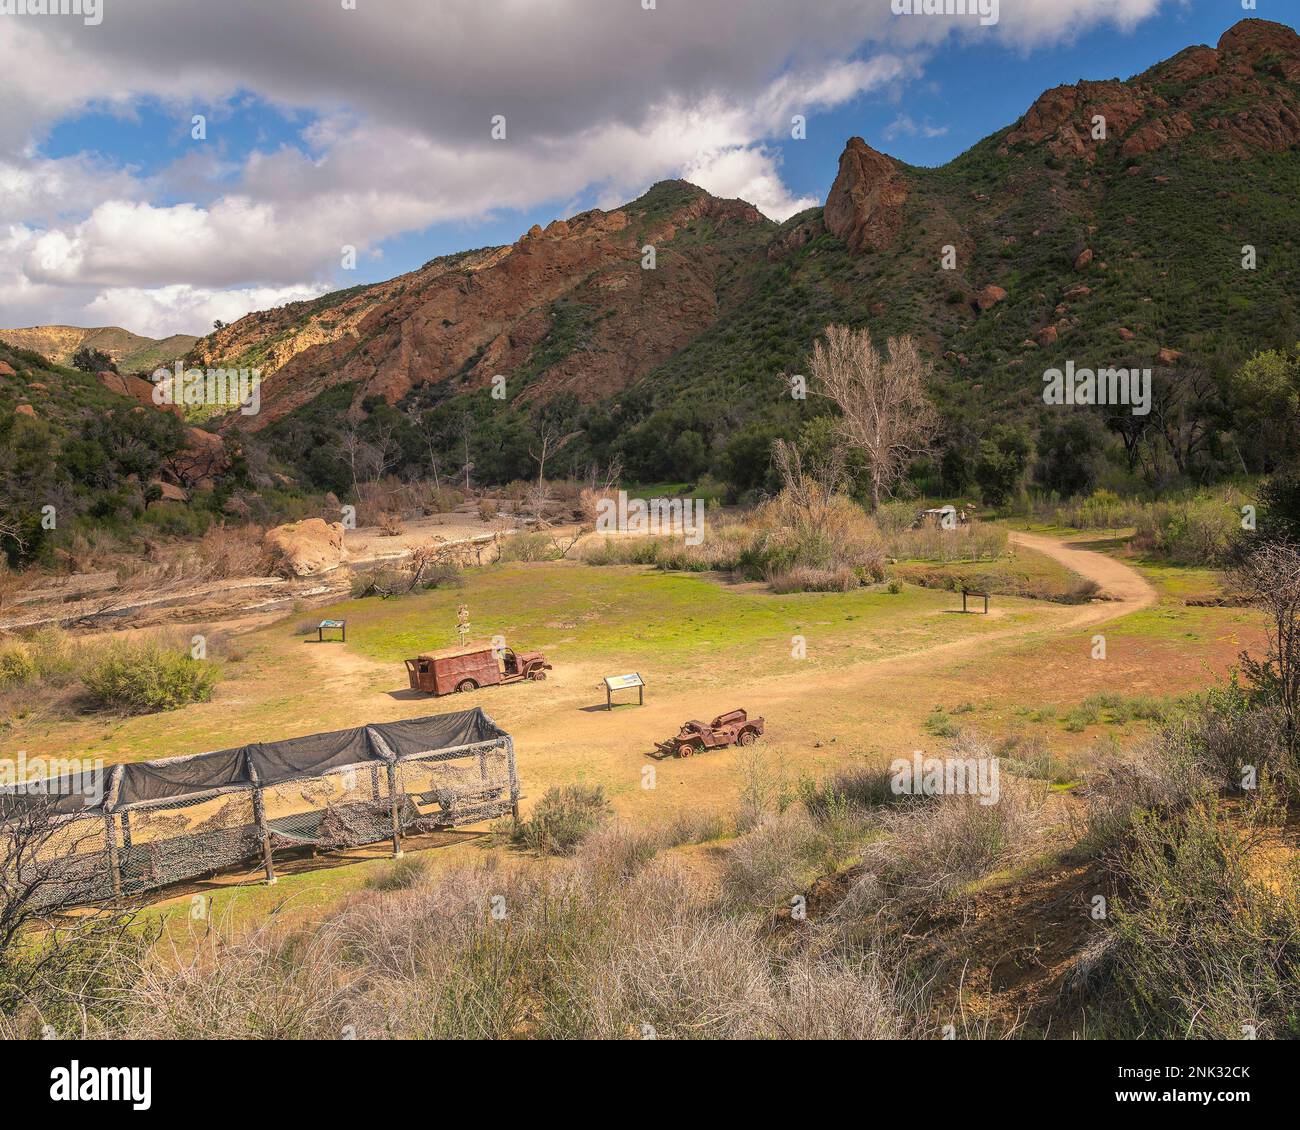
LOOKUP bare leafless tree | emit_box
[458,412,474,490]
[809,324,937,510]
[1234,542,1300,762]
[1,793,144,1024]
[770,438,848,543]
[530,420,559,487]
[340,426,374,504]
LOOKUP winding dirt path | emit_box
[294,530,1162,776]
[1008,529,1157,624]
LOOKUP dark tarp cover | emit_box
[2,709,509,817]
[117,746,247,808]
[0,765,109,819]
[246,725,377,787]
[370,710,505,759]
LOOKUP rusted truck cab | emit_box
[657,708,764,758]
[406,641,551,696]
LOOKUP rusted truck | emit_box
[656,709,764,758]
[405,641,551,696]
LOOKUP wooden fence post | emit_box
[103,765,124,901]
[506,737,520,822]
[246,762,276,885]
[386,761,403,858]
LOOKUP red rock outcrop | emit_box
[198,184,770,431]
[1004,20,1299,163]
[823,137,909,254]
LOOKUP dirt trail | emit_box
[300,530,1162,774]
[1008,529,1157,624]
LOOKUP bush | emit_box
[1106,801,1300,1039]
[512,784,612,855]
[180,524,267,580]
[420,562,463,589]
[1132,497,1240,566]
[81,638,220,713]
[886,519,1007,564]
[0,641,37,687]
[497,532,561,563]
[578,536,665,566]
[768,565,860,593]
[1078,736,1207,855]
[801,763,905,815]
[869,780,1045,907]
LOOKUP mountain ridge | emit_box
[0,324,199,373]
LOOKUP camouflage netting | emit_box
[0,709,517,909]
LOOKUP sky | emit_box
[0,0,1289,338]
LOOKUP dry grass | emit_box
[112,837,928,1040]
[868,781,1047,908]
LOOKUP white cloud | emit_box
[681,147,817,222]
[83,283,326,340]
[883,113,950,141]
[0,0,1173,333]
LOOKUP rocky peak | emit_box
[1004,19,1300,164]
[823,137,908,254]
[1218,18,1300,71]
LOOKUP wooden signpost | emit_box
[602,672,645,710]
[960,588,990,614]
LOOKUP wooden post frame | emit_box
[961,588,990,614]
[246,761,276,885]
[385,761,403,857]
[367,728,404,857]
[103,765,125,901]
[602,672,645,710]
[505,736,520,822]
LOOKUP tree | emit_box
[1,793,143,1022]
[1035,414,1105,498]
[809,324,937,509]
[70,346,115,375]
[1148,364,1220,480]
[530,419,559,487]
[974,425,1032,508]
[458,411,474,490]
[1254,469,1300,550]
[1234,543,1300,762]
[1224,345,1300,473]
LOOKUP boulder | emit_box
[0,361,17,378]
[1157,347,1184,365]
[148,480,189,503]
[263,518,348,577]
[1036,325,1060,347]
[99,370,183,417]
[973,284,1008,311]
[1074,248,1094,272]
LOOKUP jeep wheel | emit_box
[737,728,758,746]
[455,679,478,693]
[676,741,699,758]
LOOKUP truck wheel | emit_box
[737,728,758,746]
[676,742,698,758]
[529,671,547,681]
[455,679,478,693]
